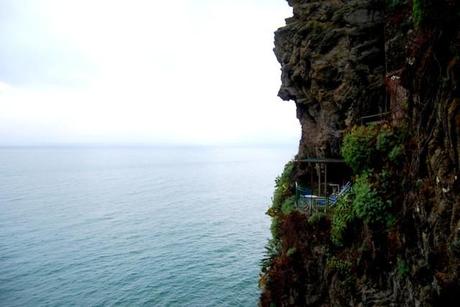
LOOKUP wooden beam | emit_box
[294,158,344,163]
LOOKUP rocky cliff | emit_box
[260,0,460,305]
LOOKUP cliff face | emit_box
[275,0,385,159]
[260,1,460,306]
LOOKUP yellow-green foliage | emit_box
[281,196,296,215]
[261,161,295,273]
[412,0,423,27]
[341,126,379,173]
[352,173,391,224]
[308,211,327,225]
[268,161,295,240]
[388,144,404,163]
[342,125,406,173]
[270,218,280,240]
[326,257,352,276]
[260,239,281,273]
[397,257,410,278]
[331,193,354,246]
[376,128,394,151]
[339,125,405,233]
[376,127,405,164]
[269,161,294,215]
[286,247,297,257]
[331,173,393,244]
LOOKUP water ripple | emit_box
[0,146,295,306]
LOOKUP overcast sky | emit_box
[0,0,298,146]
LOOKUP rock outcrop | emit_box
[275,0,386,159]
[260,0,460,305]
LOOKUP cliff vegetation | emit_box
[260,0,460,305]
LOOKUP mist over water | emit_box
[0,146,295,306]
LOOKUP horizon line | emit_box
[0,142,299,149]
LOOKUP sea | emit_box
[0,145,296,306]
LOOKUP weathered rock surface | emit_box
[275,0,386,159]
[261,0,460,306]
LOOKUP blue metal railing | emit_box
[295,181,352,211]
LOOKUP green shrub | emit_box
[286,247,297,257]
[261,160,299,283]
[376,127,394,152]
[263,161,296,272]
[378,169,391,184]
[352,173,392,224]
[326,257,355,290]
[331,193,355,246]
[397,257,410,278]
[343,125,406,173]
[388,144,404,163]
[341,126,379,173]
[270,218,280,240]
[272,161,294,212]
[281,196,296,215]
[326,257,352,276]
[412,0,423,27]
[416,179,423,189]
[376,127,405,164]
[386,214,397,228]
[260,239,281,273]
[308,211,327,225]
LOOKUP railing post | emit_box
[295,182,299,208]
[318,164,321,197]
[324,163,328,198]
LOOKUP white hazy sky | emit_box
[0,0,299,145]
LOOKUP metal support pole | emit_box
[325,163,328,204]
[317,164,321,196]
[295,182,299,208]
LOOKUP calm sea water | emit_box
[0,146,295,306]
